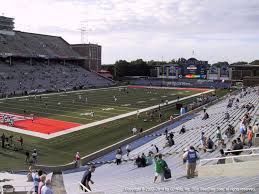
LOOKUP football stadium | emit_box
[1,2,259,194]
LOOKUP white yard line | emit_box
[0,89,214,139]
[0,86,126,101]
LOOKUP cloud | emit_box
[0,0,259,63]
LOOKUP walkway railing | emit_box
[79,182,104,194]
[199,147,259,166]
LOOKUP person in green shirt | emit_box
[153,153,167,183]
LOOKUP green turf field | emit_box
[0,87,228,170]
[0,86,200,124]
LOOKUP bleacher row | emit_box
[62,87,259,194]
[0,62,115,95]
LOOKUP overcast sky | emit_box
[1,0,259,64]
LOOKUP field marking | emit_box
[0,89,213,139]
[0,86,124,101]
[136,101,146,104]
[121,104,131,107]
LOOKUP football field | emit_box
[0,86,221,170]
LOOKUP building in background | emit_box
[207,62,230,80]
[155,58,209,79]
[71,43,101,71]
[0,16,15,35]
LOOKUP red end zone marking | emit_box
[14,118,81,134]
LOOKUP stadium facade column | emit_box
[229,67,233,80]
[166,66,169,78]
[9,56,12,65]
[157,67,160,77]
[217,67,220,80]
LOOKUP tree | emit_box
[212,62,229,68]
[113,59,151,77]
[231,61,248,66]
[250,60,259,65]
[114,60,130,77]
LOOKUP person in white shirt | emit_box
[126,144,131,157]
[132,127,137,135]
[41,179,53,194]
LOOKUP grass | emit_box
[0,86,228,171]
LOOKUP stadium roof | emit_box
[0,31,83,59]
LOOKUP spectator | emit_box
[140,153,147,167]
[115,148,122,165]
[32,149,38,164]
[33,170,43,194]
[27,166,33,182]
[19,136,23,149]
[180,107,185,115]
[149,144,158,155]
[81,165,96,192]
[25,151,30,163]
[135,155,142,167]
[217,149,226,164]
[41,179,53,194]
[164,129,168,138]
[75,152,81,168]
[224,112,230,120]
[247,126,253,148]
[145,152,153,166]
[206,137,214,152]
[216,127,222,146]
[183,146,200,179]
[239,122,246,144]
[230,139,241,155]
[153,154,168,183]
[1,133,5,148]
[179,125,186,134]
[200,132,206,151]
[132,127,137,135]
[38,175,46,194]
[225,124,235,138]
[202,112,209,120]
[126,144,131,157]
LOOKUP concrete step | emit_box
[51,173,67,194]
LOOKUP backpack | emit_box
[155,146,159,153]
[187,151,197,163]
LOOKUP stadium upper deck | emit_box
[0,30,82,59]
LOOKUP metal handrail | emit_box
[200,152,259,166]
[79,182,91,192]
[78,182,105,194]
[224,147,259,153]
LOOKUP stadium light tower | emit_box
[78,21,87,44]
